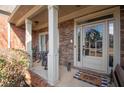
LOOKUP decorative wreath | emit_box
[86,29,101,42]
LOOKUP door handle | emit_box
[82,45,85,56]
[83,45,85,51]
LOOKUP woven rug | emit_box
[73,70,109,87]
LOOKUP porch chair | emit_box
[40,51,48,70]
[112,64,124,87]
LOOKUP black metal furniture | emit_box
[40,51,48,70]
[32,47,48,70]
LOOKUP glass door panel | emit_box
[77,27,81,62]
[83,23,103,57]
[75,20,114,73]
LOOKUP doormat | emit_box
[73,70,109,87]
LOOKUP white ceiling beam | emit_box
[16,5,46,26]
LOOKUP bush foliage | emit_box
[0,49,30,87]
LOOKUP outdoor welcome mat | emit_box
[73,70,109,87]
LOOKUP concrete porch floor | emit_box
[31,62,95,87]
[55,65,95,87]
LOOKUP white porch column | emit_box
[25,19,32,67]
[48,5,59,85]
[8,23,11,48]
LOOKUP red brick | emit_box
[0,14,9,48]
[28,70,49,87]
[10,25,25,50]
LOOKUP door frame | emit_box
[80,20,111,72]
[74,6,120,74]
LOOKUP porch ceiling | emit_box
[9,5,35,24]
[32,5,89,30]
[9,5,114,31]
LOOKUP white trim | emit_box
[39,32,48,51]
[104,20,108,73]
[113,6,120,69]
[8,23,11,48]
[79,18,114,27]
[107,20,115,74]
[25,19,32,68]
[74,21,77,67]
[80,26,83,68]
[74,6,120,73]
[48,5,59,85]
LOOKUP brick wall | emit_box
[120,6,124,66]
[0,13,9,48]
[25,70,49,87]
[0,12,74,65]
[32,20,74,65]
[0,12,26,50]
[59,19,74,65]
[10,25,25,50]
[32,31,38,49]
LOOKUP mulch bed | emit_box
[74,70,110,87]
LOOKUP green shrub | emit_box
[0,49,30,87]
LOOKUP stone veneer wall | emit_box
[59,19,74,65]
[32,19,74,65]
[120,6,124,66]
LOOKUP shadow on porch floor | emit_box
[30,62,95,87]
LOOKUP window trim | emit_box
[39,32,48,51]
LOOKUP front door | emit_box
[76,21,109,73]
[82,22,106,72]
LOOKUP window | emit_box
[39,33,48,52]
[108,21,114,67]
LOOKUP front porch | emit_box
[31,63,96,87]
[8,5,121,86]
[31,61,116,87]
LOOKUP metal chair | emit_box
[40,51,48,70]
